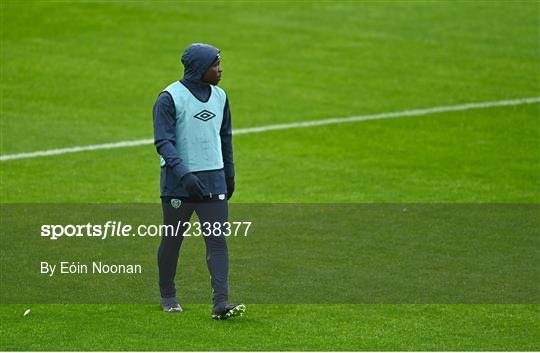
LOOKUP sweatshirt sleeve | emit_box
[220,96,235,178]
[153,91,190,180]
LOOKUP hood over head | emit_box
[181,43,220,85]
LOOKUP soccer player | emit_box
[153,43,245,319]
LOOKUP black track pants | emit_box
[157,197,229,306]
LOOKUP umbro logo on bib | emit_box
[193,110,216,121]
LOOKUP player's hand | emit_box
[181,173,206,200]
[226,176,235,200]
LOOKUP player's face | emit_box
[202,60,222,85]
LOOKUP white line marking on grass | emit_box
[1,97,539,162]
[0,139,155,162]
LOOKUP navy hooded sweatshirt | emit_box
[153,43,234,198]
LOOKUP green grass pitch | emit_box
[1,0,539,351]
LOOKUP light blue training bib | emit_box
[161,81,226,172]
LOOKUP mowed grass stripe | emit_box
[1,304,538,351]
[1,96,538,162]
